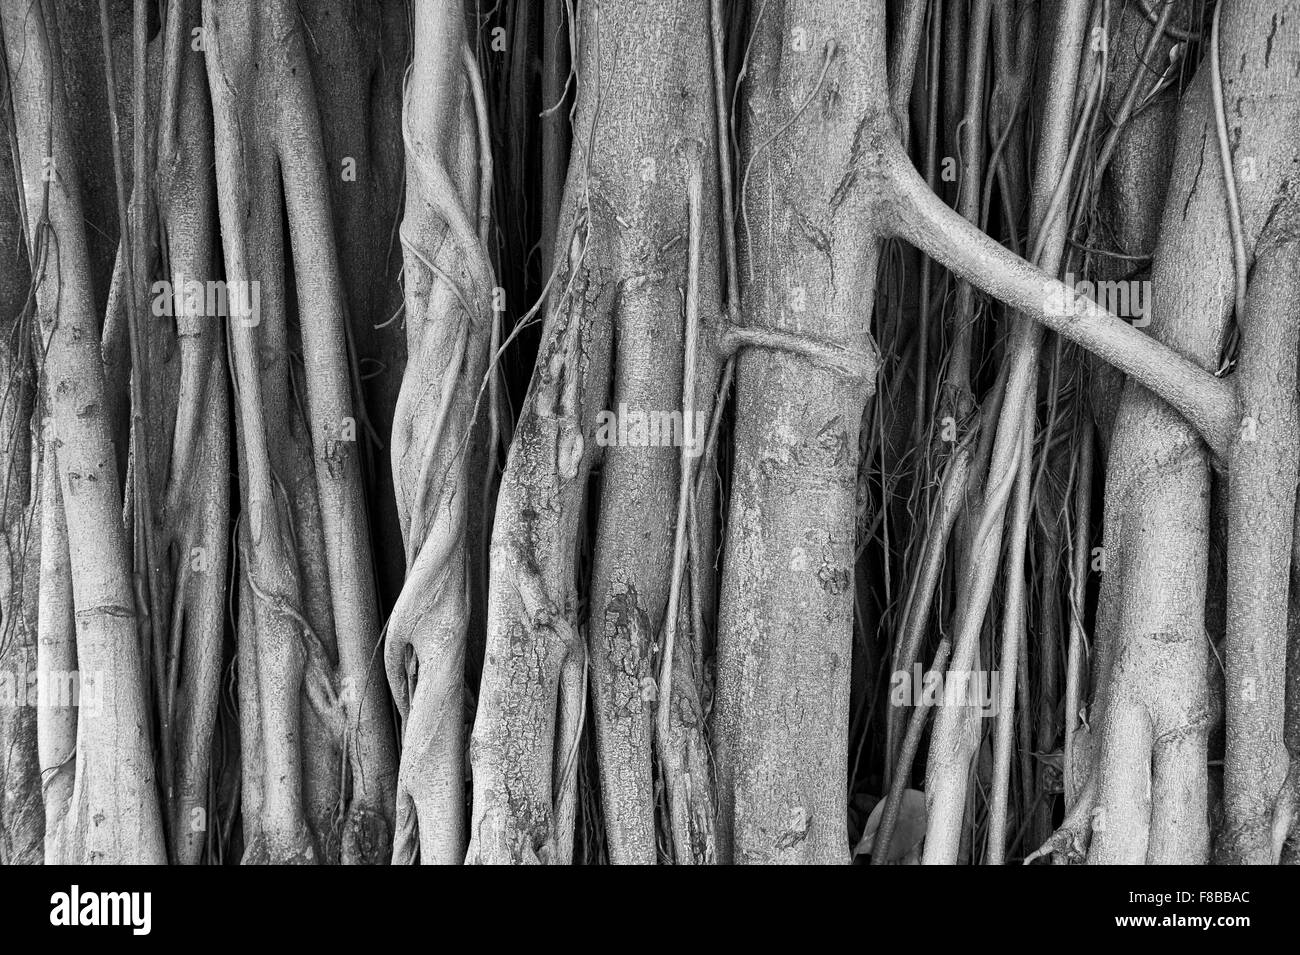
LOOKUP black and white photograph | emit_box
[0,0,1293,929]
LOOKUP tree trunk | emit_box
[715,0,885,865]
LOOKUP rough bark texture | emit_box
[1216,0,1300,864]
[3,0,165,864]
[0,67,40,864]
[6,0,1300,872]
[204,0,396,864]
[715,0,885,865]
[156,0,227,865]
[385,0,487,866]
[579,0,719,866]
[1091,0,1300,864]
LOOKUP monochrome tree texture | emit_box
[0,0,1297,865]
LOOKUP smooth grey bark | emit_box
[385,0,489,865]
[1087,0,1179,452]
[0,75,40,864]
[1221,237,1300,864]
[204,0,397,864]
[1216,0,1300,864]
[467,0,722,865]
[919,0,1092,864]
[302,0,409,609]
[580,0,720,865]
[153,0,229,866]
[464,2,612,855]
[1090,0,1299,864]
[714,0,886,865]
[2,0,165,863]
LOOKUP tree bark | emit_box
[715,0,886,865]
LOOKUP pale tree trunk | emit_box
[2,0,164,864]
[6,0,1300,873]
[920,0,1092,864]
[1213,0,1300,864]
[579,0,720,865]
[1088,0,1299,865]
[466,0,722,864]
[0,81,40,863]
[203,0,395,864]
[35,441,76,862]
[1041,2,1181,856]
[301,0,409,609]
[155,0,228,864]
[385,0,490,865]
[715,0,886,865]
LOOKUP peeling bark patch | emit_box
[504,790,552,863]
[1145,629,1192,644]
[816,559,849,596]
[604,584,651,718]
[774,805,810,849]
[75,603,135,621]
[821,78,842,120]
[323,438,352,479]
[793,207,832,259]
[1154,706,1215,746]
[1183,128,1209,221]
[815,416,849,468]
[831,113,874,209]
